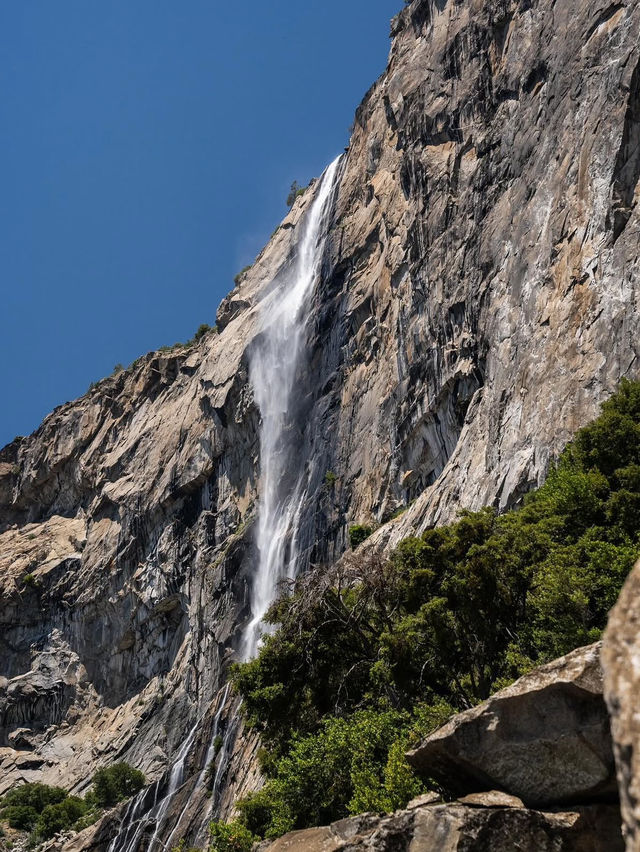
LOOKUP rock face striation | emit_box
[1,0,640,847]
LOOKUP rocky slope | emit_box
[2,0,640,847]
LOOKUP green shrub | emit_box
[36,797,88,839]
[3,805,39,831]
[237,702,450,838]
[91,762,145,808]
[234,266,251,286]
[0,783,71,834]
[170,842,202,852]
[208,819,255,852]
[0,783,67,814]
[286,181,307,208]
[348,525,373,548]
[194,323,211,342]
[325,471,337,487]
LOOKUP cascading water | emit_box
[241,154,342,661]
[107,722,198,852]
[105,154,341,851]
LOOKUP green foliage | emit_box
[324,471,337,487]
[286,181,307,208]
[194,323,212,342]
[237,703,450,838]
[348,524,373,548]
[208,820,256,852]
[171,842,202,852]
[21,573,40,588]
[0,783,90,839]
[3,806,39,831]
[91,762,145,809]
[0,784,66,816]
[36,797,88,840]
[112,363,124,375]
[233,380,640,838]
[234,265,251,286]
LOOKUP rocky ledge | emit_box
[259,800,622,852]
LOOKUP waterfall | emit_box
[241,154,342,661]
[107,722,198,852]
[104,154,341,851]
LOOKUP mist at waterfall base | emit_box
[106,157,342,850]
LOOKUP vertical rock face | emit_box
[603,561,640,850]
[1,0,640,847]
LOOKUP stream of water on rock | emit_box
[106,155,341,852]
[241,154,342,660]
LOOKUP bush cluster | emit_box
[231,380,640,839]
[0,762,145,842]
[348,524,373,548]
[171,820,255,852]
[0,783,86,840]
[286,181,307,208]
[91,762,146,808]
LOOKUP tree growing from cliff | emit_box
[91,762,145,808]
[286,181,307,208]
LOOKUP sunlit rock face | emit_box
[2,0,640,847]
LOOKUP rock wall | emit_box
[2,0,640,847]
[603,562,640,850]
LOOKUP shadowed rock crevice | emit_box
[611,54,640,243]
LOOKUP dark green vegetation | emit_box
[231,380,640,839]
[286,181,307,208]
[91,762,145,808]
[171,821,255,852]
[208,820,256,852]
[0,763,145,843]
[0,783,91,841]
[348,523,373,548]
[233,266,252,286]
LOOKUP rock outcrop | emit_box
[1,0,640,847]
[407,643,616,807]
[603,560,640,850]
[258,800,623,851]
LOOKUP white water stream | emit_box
[241,154,342,660]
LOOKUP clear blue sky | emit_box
[0,0,401,449]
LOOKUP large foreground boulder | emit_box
[603,561,640,851]
[258,799,623,851]
[407,643,616,807]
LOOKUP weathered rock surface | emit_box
[258,801,623,851]
[603,560,640,850]
[1,0,640,847]
[407,643,616,807]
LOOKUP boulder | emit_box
[258,801,623,851]
[603,560,640,850]
[407,643,616,807]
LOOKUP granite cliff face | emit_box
[1,0,640,848]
